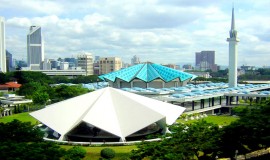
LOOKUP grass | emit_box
[61,145,136,160]
[177,115,239,126]
[0,112,38,124]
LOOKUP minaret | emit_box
[227,7,240,88]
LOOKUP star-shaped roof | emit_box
[99,62,196,83]
[30,87,185,141]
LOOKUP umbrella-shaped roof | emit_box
[30,87,185,141]
[99,62,196,83]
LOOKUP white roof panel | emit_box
[30,87,185,139]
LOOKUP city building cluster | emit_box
[0,8,266,79]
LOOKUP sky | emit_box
[1,0,270,67]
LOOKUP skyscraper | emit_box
[227,8,240,88]
[195,51,217,71]
[131,55,140,66]
[6,50,12,72]
[0,17,6,73]
[27,26,44,70]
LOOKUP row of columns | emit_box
[225,96,267,106]
[190,96,222,111]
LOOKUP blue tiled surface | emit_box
[99,62,197,82]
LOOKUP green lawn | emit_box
[177,115,239,126]
[61,145,136,160]
[0,112,38,124]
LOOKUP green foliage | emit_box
[0,72,9,84]
[0,120,72,160]
[32,91,49,105]
[51,76,71,84]
[17,81,49,98]
[100,148,116,159]
[51,85,89,102]
[194,77,228,83]
[218,99,270,158]
[0,141,66,160]
[10,71,52,85]
[64,146,86,160]
[130,120,221,160]
[71,75,100,84]
[210,69,228,78]
[0,119,43,142]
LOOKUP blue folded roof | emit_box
[99,62,197,83]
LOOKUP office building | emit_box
[131,55,140,66]
[99,57,122,74]
[77,53,93,75]
[0,17,6,73]
[183,64,193,70]
[27,26,44,70]
[195,51,218,71]
[60,62,69,70]
[64,57,77,68]
[6,50,12,72]
[227,8,240,88]
[40,59,52,70]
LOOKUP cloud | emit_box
[1,1,270,67]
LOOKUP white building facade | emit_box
[0,17,6,73]
[27,26,44,70]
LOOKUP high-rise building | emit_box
[6,50,12,72]
[64,57,78,68]
[195,51,217,71]
[227,8,240,88]
[77,53,93,75]
[60,62,69,70]
[40,59,52,70]
[27,26,44,70]
[99,57,122,74]
[131,55,140,66]
[0,17,6,73]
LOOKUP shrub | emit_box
[100,148,115,159]
[65,146,86,160]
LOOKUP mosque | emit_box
[29,8,269,144]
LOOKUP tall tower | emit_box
[0,17,6,73]
[27,26,44,70]
[227,8,240,88]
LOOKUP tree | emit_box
[11,71,52,85]
[0,120,85,160]
[130,120,222,160]
[0,120,43,142]
[218,100,270,158]
[0,72,8,84]
[71,75,100,84]
[32,91,49,105]
[51,76,71,84]
[17,81,49,98]
[51,85,89,102]
[0,141,66,160]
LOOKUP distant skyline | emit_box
[0,0,270,66]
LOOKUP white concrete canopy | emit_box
[30,87,185,141]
